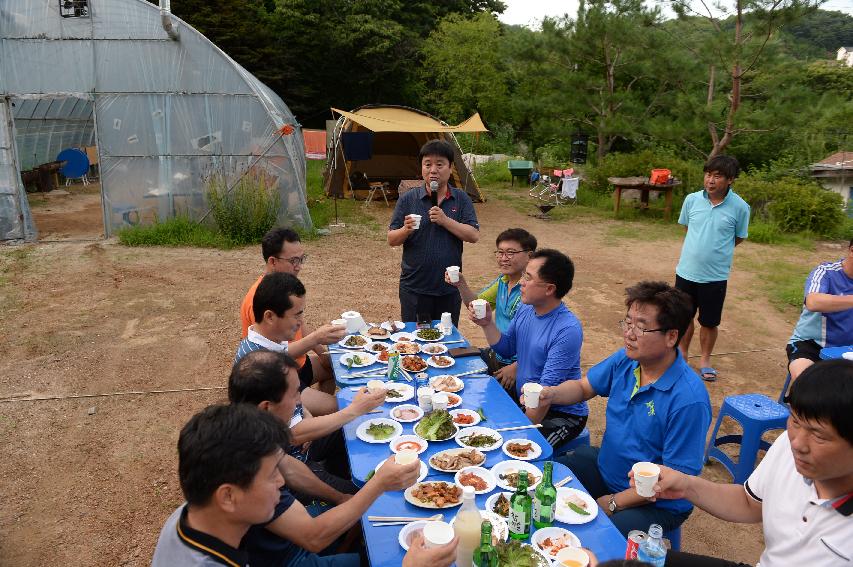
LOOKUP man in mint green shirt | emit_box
[674,155,750,382]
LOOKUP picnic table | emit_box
[609,176,680,222]
[330,322,627,566]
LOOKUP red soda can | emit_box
[625,530,646,559]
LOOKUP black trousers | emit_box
[665,551,751,566]
[399,286,462,327]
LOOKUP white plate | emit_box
[501,439,543,461]
[398,520,429,551]
[376,457,428,483]
[360,325,393,340]
[555,487,598,524]
[400,355,429,373]
[414,328,446,342]
[450,510,508,542]
[391,341,421,355]
[455,426,503,452]
[449,408,480,427]
[382,320,406,332]
[414,416,459,442]
[391,332,416,343]
[367,342,391,354]
[428,447,487,472]
[485,491,514,518]
[490,460,543,491]
[446,393,463,409]
[384,383,415,403]
[390,404,424,423]
[356,418,403,444]
[454,466,497,495]
[530,526,581,559]
[420,343,449,355]
[390,435,429,455]
[338,334,373,349]
[426,355,455,369]
[404,482,464,509]
[430,374,464,393]
[338,351,377,368]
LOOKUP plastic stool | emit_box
[664,526,681,551]
[558,427,590,453]
[704,393,789,484]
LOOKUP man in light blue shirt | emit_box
[674,155,750,382]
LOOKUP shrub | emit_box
[582,149,704,197]
[117,216,236,248]
[205,167,281,245]
[473,160,512,185]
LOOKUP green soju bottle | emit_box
[508,470,532,540]
[533,461,557,529]
[473,520,497,567]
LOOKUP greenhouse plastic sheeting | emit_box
[0,99,36,241]
[0,0,310,239]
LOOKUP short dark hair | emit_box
[229,350,299,406]
[496,228,537,252]
[625,281,693,346]
[703,155,739,180]
[789,359,853,445]
[529,249,574,298]
[418,139,455,165]
[252,272,306,323]
[178,403,288,506]
[261,228,301,262]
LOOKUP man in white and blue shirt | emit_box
[787,241,853,380]
[674,155,750,382]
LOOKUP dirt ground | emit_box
[0,189,834,566]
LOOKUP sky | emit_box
[498,0,853,27]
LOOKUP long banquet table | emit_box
[331,322,627,565]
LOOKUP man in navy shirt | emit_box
[388,139,480,326]
[469,249,587,448]
[539,281,711,536]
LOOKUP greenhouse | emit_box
[0,0,310,242]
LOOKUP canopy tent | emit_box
[0,0,310,241]
[323,105,487,202]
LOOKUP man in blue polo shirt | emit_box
[538,281,711,536]
[675,155,750,382]
[388,139,480,326]
[446,228,537,390]
[787,239,853,380]
[469,249,587,448]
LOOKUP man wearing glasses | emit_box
[537,281,711,536]
[446,228,537,389]
[469,249,588,448]
[240,227,345,416]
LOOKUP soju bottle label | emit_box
[508,509,527,534]
[533,498,554,523]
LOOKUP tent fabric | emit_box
[0,0,310,240]
[323,105,485,202]
[341,132,374,160]
[303,129,326,160]
[330,107,487,133]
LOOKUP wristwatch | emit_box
[608,494,619,514]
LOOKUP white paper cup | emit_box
[446,266,460,283]
[395,449,418,465]
[432,392,449,411]
[554,547,590,567]
[523,382,543,408]
[367,380,386,395]
[632,462,661,497]
[422,521,454,548]
[331,318,347,326]
[471,298,488,319]
[342,311,364,334]
[417,387,433,412]
[409,214,422,229]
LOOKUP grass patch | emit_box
[740,258,811,312]
[303,160,382,237]
[747,221,816,249]
[117,216,238,248]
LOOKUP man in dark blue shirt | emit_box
[388,139,480,326]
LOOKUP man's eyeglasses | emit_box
[275,254,308,267]
[494,249,529,259]
[619,319,667,336]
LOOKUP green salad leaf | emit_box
[414,409,455,440]
[366,422,395,440]
[495,540,549,567]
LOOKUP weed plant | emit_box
[206,167,280,244]
[117,216,236,248]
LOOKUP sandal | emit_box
[700,367,718,382]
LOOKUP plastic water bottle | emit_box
[637,524,667,567]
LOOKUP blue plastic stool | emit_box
[704,393,789,484]
[664,526,681,551]
[557,427,590,453]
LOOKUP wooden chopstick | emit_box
[493,424,543,432]
[554,476,574,488]
[367,514,442,522]
[453,367,489,378]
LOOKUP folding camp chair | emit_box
[529,169,579,219]
[350,171,390,207]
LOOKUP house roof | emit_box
[818,151,853,166]
[812,151,853,177]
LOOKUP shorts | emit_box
[786,339,822,365]
[675,275,727,328]
[297,355,314,391]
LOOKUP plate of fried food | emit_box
[446,393,463,409]
[361,325,392,340]
[420,343,449,355]
[401,355,428,373]
[390,332,416,343]
[338,351,377,369]
[501,439,542,461]
[490,460,543,491]
[429,447,486,473]
[368,342,390,354]
[414,327,445,342]
[449,408,480,427]
[430,374,464,393]
[485,491,514,518]
[455,426,503,452]
[554,487,598,524]
[404,481,463,509]
[384,383,415,403]
[426,355,455,369]
[381,320,406,332]
[454,466,497,495]
[393,342,421,355]
[530,527,581,560]
[338,334,372,350]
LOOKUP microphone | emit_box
[429,180,438,207]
